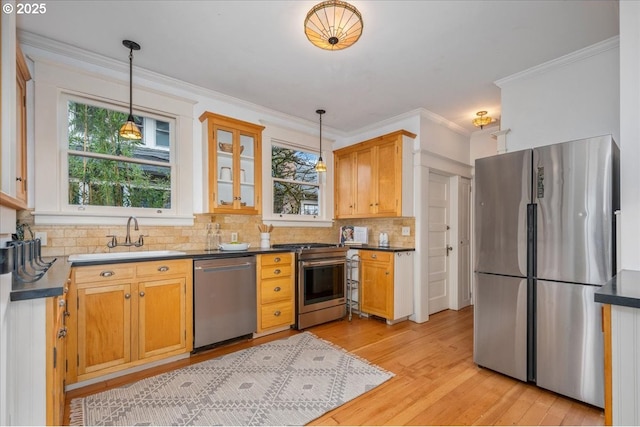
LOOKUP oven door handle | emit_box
[300,259,346,268]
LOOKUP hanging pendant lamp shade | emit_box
[304,1,363,51]
[315,109,327,173]
[119,40,142,140]
[472,110,492,130]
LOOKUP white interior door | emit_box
[457,177,472,308]
[428,172,450,314]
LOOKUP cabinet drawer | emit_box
[362,251,392,263]
[74,264,135,285]
[261,264,292,279]
[260,277,293,304]
[136,259,190,277]
[261,253,293,266]
[260,301,294,330]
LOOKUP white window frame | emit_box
[62,93,176,215]
[261,124,334,227]
[31,59,194,226]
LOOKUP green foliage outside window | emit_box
[271,145,319,215]
[67,101,171,209]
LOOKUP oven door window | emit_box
[302,263,345,305]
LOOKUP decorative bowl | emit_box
[219,242,250,251]
[218,143,245,154]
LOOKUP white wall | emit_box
[619,2,640,271]
[470,129,498,163]
[497,37,620,151]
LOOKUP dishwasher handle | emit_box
[195,262,254,273]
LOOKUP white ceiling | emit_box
[16,0,619,134]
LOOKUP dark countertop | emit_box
[10,257,71,302]
[595,270,640,309]
[344,244,415,252]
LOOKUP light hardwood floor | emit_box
[64,307,604,426]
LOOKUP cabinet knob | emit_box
[385,271,390,275]
[100,270,115,277]
[16,177,23,182]
[370,203,374,207]
[274,257,281,263]
[274,269,281,275]
[157,266,169,272]
[274,286,281,292]
[273,310,281,317]
[58,298,66,307]
[371,254,377,259]
[125,293,131,299]
[139,291,145,297]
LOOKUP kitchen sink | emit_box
[68,250,186,263]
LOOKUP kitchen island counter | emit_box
[595,269,640,309]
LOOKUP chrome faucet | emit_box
[125,216,139,245]
[106,216,145,248]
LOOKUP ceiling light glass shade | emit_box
[304,0,363,51]
[472,111,492,129]
[119,115,142,140]
[315,158,327,172]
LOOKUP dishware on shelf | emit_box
[218,142,245,154]
[219,242,250,251]
[240,169,246,182]
[220,167,231,181]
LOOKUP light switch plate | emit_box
[401,227,410,236]
[35,231,47,246]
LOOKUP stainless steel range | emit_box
[271,243,348,329]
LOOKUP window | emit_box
[271,144,320,216]
[66,99,174,209]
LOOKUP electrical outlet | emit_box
[401,227,410,236]
[230,232,238,243]
[35,231,48,246]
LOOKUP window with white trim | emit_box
[271,144,320,216]
[65,96,175,210]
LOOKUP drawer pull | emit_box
[274,286,281,292]
[273,310,281,317]
[157,266,170,272]
[125,293,131,299]
[274,257,281,263]
[371,254,377,259]
[273,269,281,275]
[100,270,115,277]
[139,291,145,297]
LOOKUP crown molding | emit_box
[495,35,620,88]
[418,108,470,136]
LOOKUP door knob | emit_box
[446,245,453,256]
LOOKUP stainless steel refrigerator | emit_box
[473,134,619,408]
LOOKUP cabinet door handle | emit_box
[100,270,115,277]
[273,310,281,317]
[274,269,281,275]
[157,266,169,272]
[274,257,281,263]
[274,286,281,292]
[139,291,145,297]
[124,293,131,299]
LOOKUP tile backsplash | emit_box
[16,210,415,257]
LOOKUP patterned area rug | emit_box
[70,332,394,426]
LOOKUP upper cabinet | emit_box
[15,44,30,205]
[334,130,416,219]
[199,112,265,215]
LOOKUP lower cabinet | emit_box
[360,250,414,323]
[256,253,295,333]
[68,259,192,384]
[47,287,68,426]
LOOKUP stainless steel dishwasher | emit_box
[193,256,256,351]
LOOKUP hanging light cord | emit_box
[127,48,133,118]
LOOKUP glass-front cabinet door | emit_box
[199,112,264,214]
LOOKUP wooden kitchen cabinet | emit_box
[360,250,414,324]
[334,130,416,219]
[46,286,68,426]
[67,259,193,384]
[256,253,295,333]
[199,111,264,214]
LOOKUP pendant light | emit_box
[119,40,142,140]
[315,109,327,173]
[472,110,492,130]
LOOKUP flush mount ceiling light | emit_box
[304,0,363,51]
[472,111,492,129]
[315,109,327,173]
[119,40,142,140]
